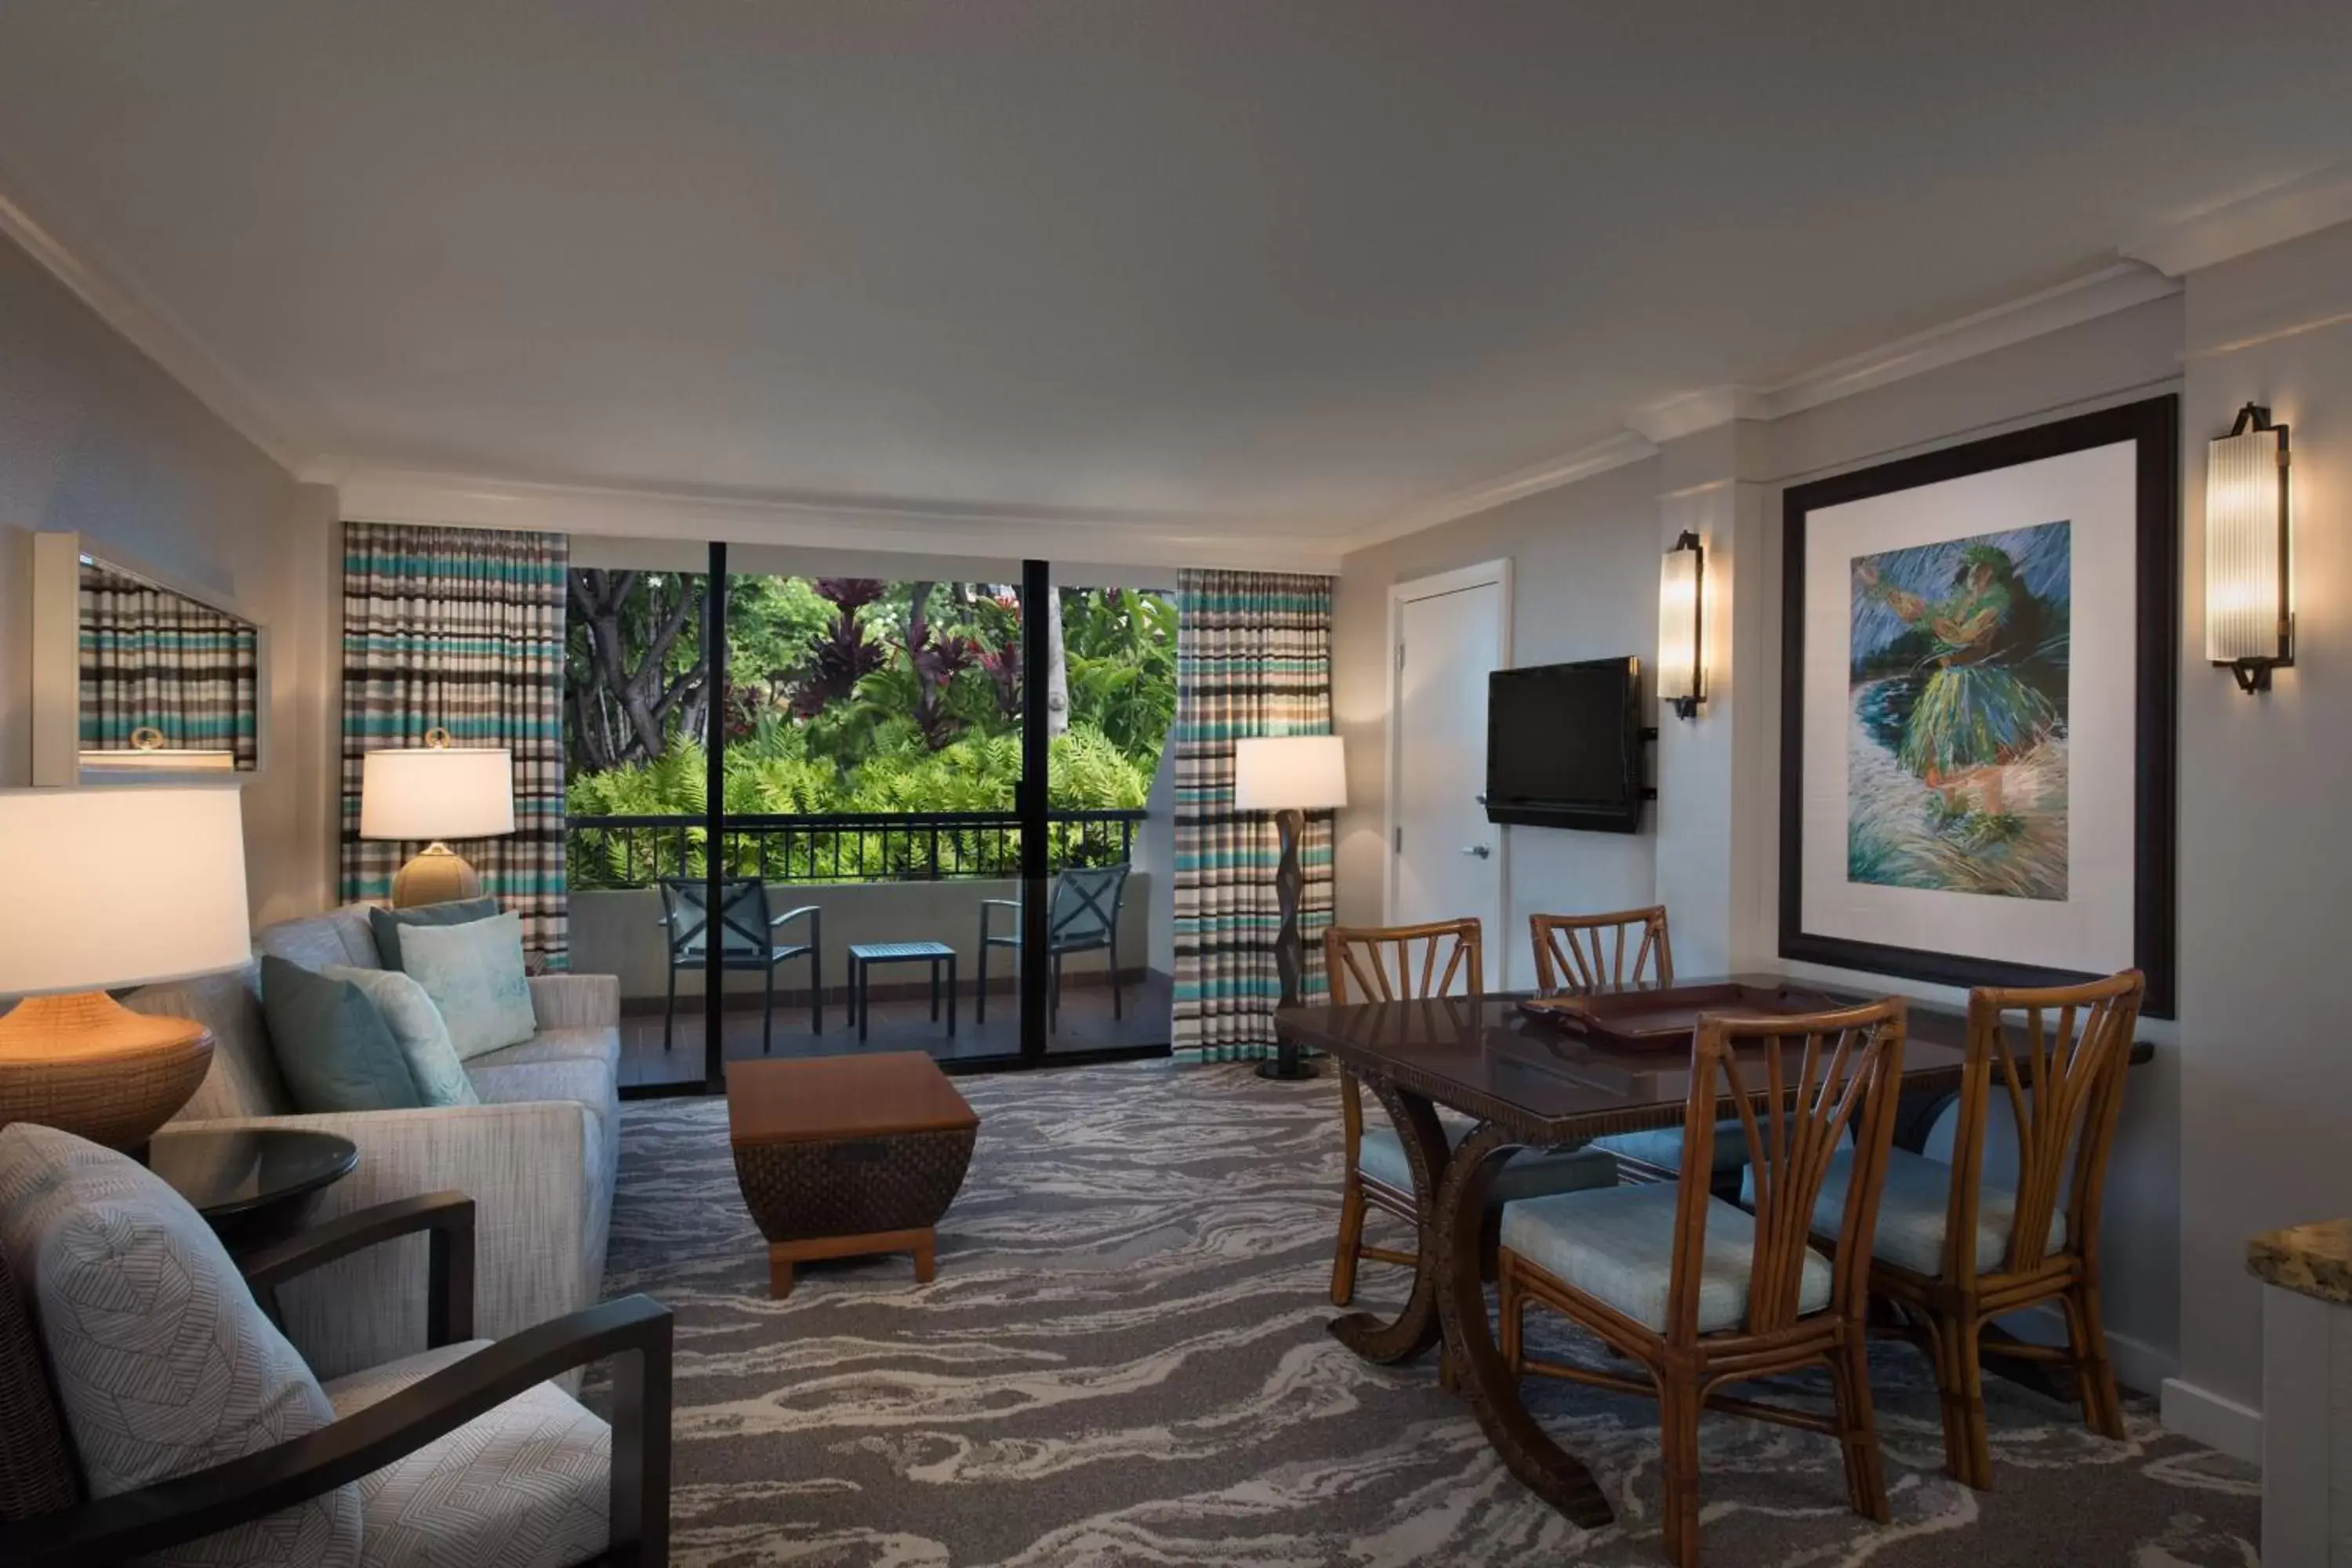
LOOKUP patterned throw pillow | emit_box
[0,1124,361,1567]
[396,910,537,1061]
[322,965,482,1109]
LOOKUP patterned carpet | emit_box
[599,1061,2258,1567]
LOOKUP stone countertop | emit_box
[2248,1218,2352,1305]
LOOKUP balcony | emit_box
[566,808,1165,1080]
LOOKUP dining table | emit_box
[1272,973,2156,1530]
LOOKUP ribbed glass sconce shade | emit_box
[1657,532,1704,719]
[2205,406,2291,688]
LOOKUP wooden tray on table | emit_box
[1517,982,1847,1052]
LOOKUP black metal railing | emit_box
[567,809,1145,891]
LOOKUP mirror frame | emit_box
[31,531,268,787]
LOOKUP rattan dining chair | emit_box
[1325,918,1616,1308]
[1844,970,2143,1490]
[1497,997,1908,1568]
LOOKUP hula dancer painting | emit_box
[1847,521,2070,900]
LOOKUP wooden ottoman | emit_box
[727,1052,980,1298]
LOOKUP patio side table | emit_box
[847,941,957,1042]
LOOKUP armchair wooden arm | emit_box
[0,1196,673,1568]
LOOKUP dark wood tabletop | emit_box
[1274,973,2154,1149]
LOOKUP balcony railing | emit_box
[567,808,1145,891]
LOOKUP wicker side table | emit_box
[727,1052,979,1298]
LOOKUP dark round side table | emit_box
[149,1127,360,1255]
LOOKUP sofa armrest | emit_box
[529,972,621,1032]
[152,1101,597,1381]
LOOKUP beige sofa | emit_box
[129,906,622,1381]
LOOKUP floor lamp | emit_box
[1232,735,1347,1081]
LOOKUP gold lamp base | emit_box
[391,842,484,908]
[0,992,215,1151]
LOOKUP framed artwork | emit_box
[1778,395,2177,1015]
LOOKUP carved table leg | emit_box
[1328,1077,1450,1365]
[1437,1122,1615,1530]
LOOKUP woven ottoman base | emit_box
[727,1054,979,1299]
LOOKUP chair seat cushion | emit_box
[322,1341,612,1568]
[1501,1181,1834,1334]
[1592,1113,1843,1177]
[1359,1125,1617,1205]
[1771,1146,2067,1277]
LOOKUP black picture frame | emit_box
[1777,394,2178,1017]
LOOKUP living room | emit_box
[2,6,2350,1566]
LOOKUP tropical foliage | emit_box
[563,575,1177,887]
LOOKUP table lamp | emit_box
[1232,734,1347,1080]
[0,785,251,1149]
[360,732,515,906]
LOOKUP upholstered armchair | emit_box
[0,1125,670,1568]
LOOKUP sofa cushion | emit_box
[468,1026,622,1075]
[322,1341,610,1568]
[368,897,503,973]
[0,1124,361,1566]
[325,966,481,1109]
[1501,1181,1833,1334]
[261,956,426,1113]
[399,914,537,1062]
[257,906,384,972]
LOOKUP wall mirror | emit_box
[32,532,265,785]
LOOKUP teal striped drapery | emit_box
[1172,568,1336,1054]
[339,521,571,967]
[78,561,259,765]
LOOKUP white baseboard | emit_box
[1996,1305,2176,1401]
[2161,1377,2263,1465]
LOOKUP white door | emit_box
[1389,570,1507,989]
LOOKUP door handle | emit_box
[1461,844,1492,859]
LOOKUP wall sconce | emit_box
[1657,530,1704,720]
[2206,402,2292,693]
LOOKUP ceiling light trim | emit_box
[0,171,310,474]
[2123,161,2352,278]
[330,463,1350,575]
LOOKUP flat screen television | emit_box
[1485,657,1646,833]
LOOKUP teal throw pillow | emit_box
[321,965,481,1109]
[369,896,502,971]
[260,956,423,1113]
[397,911,536,1061]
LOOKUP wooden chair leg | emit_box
[1497,1259,1524,1374]
[1949,1313,1993,1490]
[2065,1279,2126,1439]
[1830,1333,1889,1522]
[1330,1176,1367,1307]
[1657,1379,1703,1568]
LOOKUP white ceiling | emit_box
[1,2,2349,559]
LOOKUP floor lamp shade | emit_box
[0,786,249,1149]
[361,747,515,906]
[1232,735,1345,1080]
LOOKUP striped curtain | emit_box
[339,522,571,967]
[1172,568,1335,1056]
[79,562,259,765]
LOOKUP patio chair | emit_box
[658,875,822,1051]
[976,863,1131,1025]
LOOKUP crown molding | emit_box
[328,463,1351,575]
[2123,161,2352,278]
[1336,430,1659,555]
[0,170,310,474]
[1626,386,1769,445]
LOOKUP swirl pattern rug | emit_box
[601,1062,2255,1566]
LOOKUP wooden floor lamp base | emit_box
[768,1227,937,1299]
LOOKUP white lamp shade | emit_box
[1657,537,1703,706]
[0,786,252,995]
[1232,735,1348,811]
[2205,418,2289,664]
[360,748,516,840]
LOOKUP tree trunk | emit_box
[1044,584,1070,739]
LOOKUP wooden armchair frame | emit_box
[1498,999,1907,1568]
[0,1192,673,1568]
[1324,919,1483,1306]
[1871,970,2143,1490]
[1529,906,1674,995]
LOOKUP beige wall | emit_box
[0,230,338,925]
